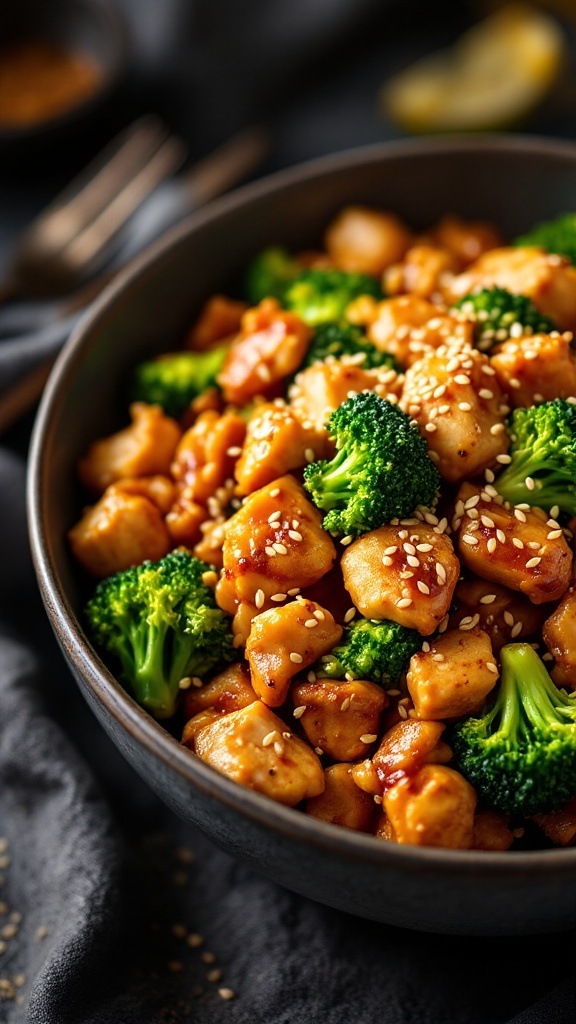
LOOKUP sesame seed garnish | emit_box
[416,543,433,552]
[504,611,515,626]
[382,556,393,566]
[425,422,437,432]
[360,734,377,744]
[396,597,412,608]
[207,968,223,983]
[480,594,497,604]
[403,542,416,555]
[274,741,285,757]
[384,545,398,555]
[481,515,495,528]
[417,581,430,595]
[287,587,301,597]
[340,535,353,546]
[304,618,319,628]
[293,705,306,718]
[514,508,527,522]
[255,589,265,609]
[487,538,497,553]
[458,401,472,412]
[496,529,506,543]
[462,534,479,546]
[178,676,192,690]
[407,555,420,568]
[219,988,236,1001]
[269,487,280,497]
[341,697,351,712]
[226,446,242,457]
[431,652,445,662]
[304,448,315,462]
[289,652,303,663]
[398,705,408,719]
[496,453,512,464]
[478,388,494,400]
[436,562,446,581]
[490,423,505,435]
[288,530,303,541]
[273,542,288,555]
[268,511,281,524]
[512,537,524,549]
[550,505,560,519]
[526,556,541,568]
[271,593,287,603]
[547,529,563,540]
[524,477,535,491]
[265,546,276,557]
[313,609,325,621]
[454,373,470,385]
[314,747,324,756]
[262,730,278,747]
[486,662,498,674]
[511,622,523,638]
[344,607,357,623]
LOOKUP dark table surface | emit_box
[1,2,576,1022]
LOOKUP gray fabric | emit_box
[1,1,575,1021]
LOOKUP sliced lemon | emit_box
[381,3,567,133]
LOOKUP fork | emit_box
[0,120,269,433]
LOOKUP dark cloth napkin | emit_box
[1,1,576,1021]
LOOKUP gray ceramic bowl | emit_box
[27,135,576,937]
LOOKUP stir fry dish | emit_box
[68,204,576,852]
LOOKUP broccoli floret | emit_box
[514,212,576,265]
[301,321,400,372]
[453,286,557,351]
[495,398,576,516]
[285,268,383,326]
[129,344,229,418]
[450,643,576,817]
[317,617,421,688]
[244,246,302,304]
[85,550,235,719]
[303,391,441,538]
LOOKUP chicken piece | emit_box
[193,517,228,570]
[383,764,477,849]
[372,719,448,789]
[300,563,354,627]
[455,482,572,604]
[406,627,499,720]
[288,359,402,434]
[191,701,325,806]
[324,205,413,275]
[291,679,388,762]
[234,401,330,496]
[185,294,248,352]
[400,341,510,483]
[471,810,514,852]
[490,332,576,408]
[532,795,576,847]
[68,484,171,578]
[165,487,207,548]
[449,575,549,653]
[217,298,311,406]
[108,474,176,513]
[351,757,381,795]
[428,214,504,270]
[384,243,458,299]
[77,402,181,495]
[542,583,576,689]
[340,523,459,635]
[182,662,257,722]
[374,812,396,841]
[306,763,376,831]
[246,600,342,707]
[368,295,473,368]
[446,246,576,332]
[181,708,222,746]
[171,409,246,504]
[216,474,337,616]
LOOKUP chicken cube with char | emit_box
[234,401,331,496]
[246,599,342,707]
[182,662,257,722]
[217,298,312,406]
[340,522,460,636]
[542,583,576,689]
[185,294,248,352]
[170,408,246,504]
[165,488,207,548]
[490,331,576,409]
[400,340,510,484]
[288,359,402,435]
[383,764,477,849]
[371,718,449,791]
[77,402,181,495]
[291,678,388,762]
[406,626,499,720]
[68,480,172,578]
[383,243,458,300]
[190,701,325,806]
[445,247,576,332]
[324,205,413,276]
[306,763,376,832]
[428,214,504,271]
[449,575,549,653]
[216,474,337,618]
[368,295,473,369]
[455,482,572,604]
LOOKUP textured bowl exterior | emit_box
[28,136,576,936]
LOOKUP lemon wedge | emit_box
[381,3,567,133]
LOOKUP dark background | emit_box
[1,1,576,1021]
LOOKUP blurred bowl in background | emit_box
[0,0,131,165]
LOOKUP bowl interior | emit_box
[27,136,576,935]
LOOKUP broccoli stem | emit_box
[312,448,366,509]
[500,644,576,739]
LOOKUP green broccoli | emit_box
[514,212,576,265]
[85,550,235,719]
[453,286,557,351]
[301,321,399,372]
[303,391,441,538]
[495,398,576,516]
[244,245,302,305]
[450,643,576,817]
[284,268,383,326]
[317,617,421,688]
[129,344,229,418]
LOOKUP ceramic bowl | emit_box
[27,134,576,937]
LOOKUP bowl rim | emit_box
[0,0,132,141]
[27,131,576,876]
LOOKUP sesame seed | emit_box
[178,677,192,690]
[486,662,498,674]
[454,374,470,385]
[416,543,433,552]
[478,388,494,400]
[360,734,377,744]
[526,556,541,568]
[226,446,242,457]
[274,741,285,757]
[207,968,223,983]
[550,505,560,519]
[407,555,420,568]
[288,530,303,541]
[512,537,524,549]
[314,747,324,756]
[504,611,515,626]
[458,402,472,412]
[255,589,265,609]
[496,529,506,543]
[487,537,497,553]
[433,384,446,397]
[340,535,353,546]
[436,562,446,581]
[496,453,512,464]
[480,594,497,604]
[268,511,281,524]
[269,487,280,497]
[344,607,357,623]
[304,619,319,628]
[304,448,315,462]
[490,423,505,435]
[340,697,351,712]
[289,652,303,663]
[524,476,535,491]
[403,542,416,555]
[547,529,563,540]
[218,988,236,1001]
[273,542,288,554]
[511,622,523,638]
[293,705,306,718]
[382,556,393,566]
[262,730,278,747]
[271,593,287,602]
[398,705,408,719]
[417,580,430,594]
[431,652,445,662]
[396,597,412,608]
[514,508,527,523]
[314,609,325,621]
[287,587,301,596]
[265,546,276,557]
[425,422,437,432]
[481,515,495,528]
[462,534,479,546]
